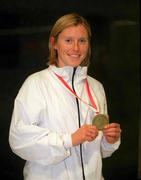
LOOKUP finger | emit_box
[103,128,121,137]
[104,124,121,134]
[105,132,121,138]
[104,128,122,139]
[104,127,121,133]
[104,123,121,129]
[87,128,98,140]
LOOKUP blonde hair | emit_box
[48,13,92,66]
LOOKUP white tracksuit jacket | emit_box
[9,65,120,180]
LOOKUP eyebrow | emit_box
[62,36,88,39]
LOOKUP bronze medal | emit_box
[92,114,109,130]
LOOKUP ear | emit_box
[50,36,57,49]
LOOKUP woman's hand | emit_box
[103,123,122,144]
[71,124,98,146]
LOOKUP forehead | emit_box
[59,24,88,37]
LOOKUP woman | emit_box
[9,13,121,180]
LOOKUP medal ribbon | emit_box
[85,79,98,113]
[54,73,99,114]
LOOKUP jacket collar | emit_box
[49,65,88,83]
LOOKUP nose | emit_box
[73,41,79,51]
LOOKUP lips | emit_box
[69,54,80,58]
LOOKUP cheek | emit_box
[57,47,68,56]
[56,43,68,53]
[81,46,89,55]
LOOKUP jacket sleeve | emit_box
[101,135,121,158]
[99,82,121,157]
[9,75,71,166]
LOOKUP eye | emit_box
[79,38,88,43]
[65,38,72,43]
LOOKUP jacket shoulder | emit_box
[87,75,103,87]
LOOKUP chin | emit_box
[70,65,80,68]
[70,61,82,67]
[72,64,79,67]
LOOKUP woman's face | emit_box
[54,24,89,67]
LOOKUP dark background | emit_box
[0,0,140,179]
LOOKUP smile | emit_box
[69,54,80,58]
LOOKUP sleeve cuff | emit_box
[62,134,72,149]
[102,136,121,150]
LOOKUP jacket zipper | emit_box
[72,67,86,180]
